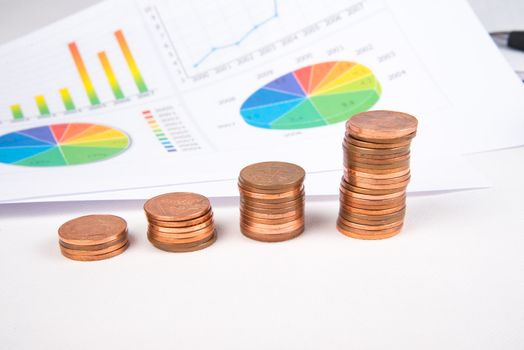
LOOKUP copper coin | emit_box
[339,207,405,221]
[149,233,216,252]
[344,152,410,165]
[241,226,304,242]
[240,195,304,209]
[347,110,418,139]
[60,241,129,261]
[338,214,404,227]
[147,210,213,227]
[240,216,304,231]
[342,182,407,195]
[344,159,410,172]
[148,221,215,237]
[240,200,304,214]
[239,185,304,200]
[344,143,411,156]
[337,222,403,240]
[239,190,305,204]
[337,215,403,230]
[237,179,302,194]
[148,218,213,233]
[239,161,305,191]
[344,149,411,161]
[240,221,304,236]
[240,212,303,225]
[340,203,406,216]
[339,185,405,200]
[340,196,406,210]
[339,209,405,224]
[340,193,406,205]
[240,216,304,230]
[148,227,215,245]
[345,136,412,149]
[59,234,128,251]
[346,131,417,144]
[342,174,411,189]
[349,165,410,175]
[60,238,128,256]
[144,192,210,221]
[347,168,410,179]
[58,214,127,246]
[240,207,304,219]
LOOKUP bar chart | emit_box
[6,29,150,122]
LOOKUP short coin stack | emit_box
[338,110,418,239]
[58,214,129,261]
[238,161,305,242]
[145,192,217,252]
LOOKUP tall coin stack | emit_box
[58,214,129,261]
[238,161,305,242]
[145,192,217,252]
[338,110,418,239]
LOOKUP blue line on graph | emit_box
[193,0,279,68]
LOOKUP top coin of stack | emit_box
[238,161,305,242]
[338,110,418,240]
[58,214,129,261]
[144,192,217,252]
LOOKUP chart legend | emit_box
[240,61,381,129]
[142,110,176,152]
[0,123,130,167]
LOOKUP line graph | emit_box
[192,0,279,68]
[144,0,375,82]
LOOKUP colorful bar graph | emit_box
[98,51,124,100]
[35,95,50,116]
[115,30,148,93]
[68,42,101,106]
[10,104,24,120]
[59,88,76,111]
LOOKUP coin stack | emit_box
[58,214,129,261]
[238,161,305,242]
[144,192,217,252]
[338,110,418,239]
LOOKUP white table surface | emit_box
[1,1,524,349]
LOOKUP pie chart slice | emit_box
[0,123,130,167]
[239,61,381,130]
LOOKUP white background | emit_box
[1,1,524,349]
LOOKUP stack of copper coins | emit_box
[238,161,306,242]
[144,192,217,252]
[338,110,418,239]
[58,214,129,261]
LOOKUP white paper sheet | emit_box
[0,0,522,203]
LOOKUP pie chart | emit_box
[240,61,381,129]
[0,123,130,167]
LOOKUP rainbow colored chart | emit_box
[0,123,130,167]
[240,61,381,129]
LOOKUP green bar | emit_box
[10,104,24,120]
[59,88,76,111]
[35,95,50,116]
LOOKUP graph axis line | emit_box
[193,0,279,68]
[152,6,190,78]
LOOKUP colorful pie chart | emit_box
[0,123,130,167]
[240,61,381,129]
